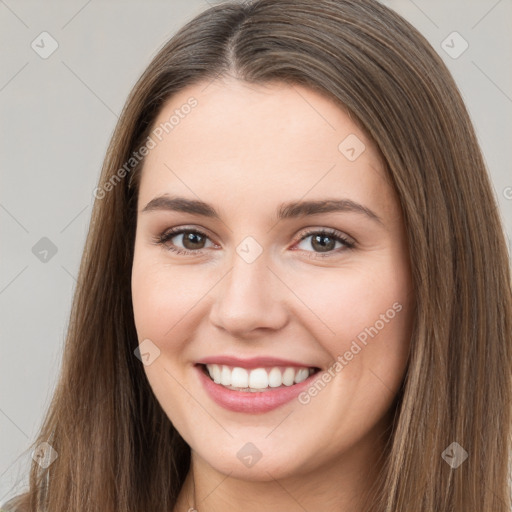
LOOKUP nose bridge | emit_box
[209,243,288,335]
[229,246,271,297]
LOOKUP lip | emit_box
[196,355,320,369]
[195,364,322,414]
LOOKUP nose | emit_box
[208,251,289,338]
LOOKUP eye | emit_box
[293,228,355,258]
[153,226,355,258]
[154,227,216,255]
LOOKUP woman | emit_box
[3,0,511,510]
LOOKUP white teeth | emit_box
[268,367,282,388]
[248,368,268,389]
[294,368,310,384]
[211,364,221,384]
[220,365,231,386]
[231,367,249,388]
[204,364,316,391]
[282,367,295,386]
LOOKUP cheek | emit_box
[131,254,203,428]
[131,255,205,340]
[288,259,412,394]
[288,263,410,343]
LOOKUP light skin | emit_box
[131,77,414,512]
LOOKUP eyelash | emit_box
[153,226,355,259]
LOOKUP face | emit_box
[131,77,414,482]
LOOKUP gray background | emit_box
[1,0,511,505]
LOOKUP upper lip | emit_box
[196,355,320,369]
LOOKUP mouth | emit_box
[196,363,321,393]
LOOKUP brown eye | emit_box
[310,233,337,252]
[295,229,355,257]
[180,231,207,250]
[156,228,215,255]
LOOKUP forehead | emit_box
[137,78,395,218]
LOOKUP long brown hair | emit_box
[4,0,511,510]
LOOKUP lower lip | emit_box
[195,365,321,414]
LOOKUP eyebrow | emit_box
[141,195,383,225]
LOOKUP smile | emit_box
[195,363,322,413]
[203,363,318,391]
